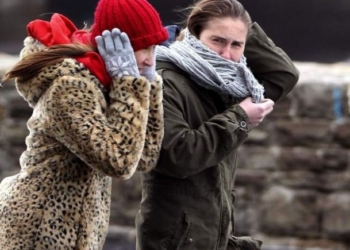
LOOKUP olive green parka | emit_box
[136,23,299,250]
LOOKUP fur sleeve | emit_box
[46,75,150,179]
[20,36,46,58]
[137,74,164,172]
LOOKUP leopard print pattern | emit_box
[20,36,46,58]
[0,36,155,249]
[137,74,164,172]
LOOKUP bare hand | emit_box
[239,97,274,126]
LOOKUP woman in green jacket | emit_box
[136,0,299,249]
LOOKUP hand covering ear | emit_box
[96,28,140,78]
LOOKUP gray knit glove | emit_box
[95,28,140,78]
[141,46,157,82]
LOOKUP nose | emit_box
[145,51,155,67]
[220,45,231,60]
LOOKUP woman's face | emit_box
[134,45,156,75]
[198,17,248,62]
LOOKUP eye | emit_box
[145,45,155,53]
[212,37,224,43]
[231,42,243,48]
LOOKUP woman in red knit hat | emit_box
[0,0,168,249]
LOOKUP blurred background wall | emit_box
[1,1,350,250]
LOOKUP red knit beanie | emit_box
[90,0,168,51]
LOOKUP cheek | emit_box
[135,54,145,66]
[201,40,221,55]
[199,36,219,53]
[135,55,141,63]
[206,44,221,55]
[232,47,245,62]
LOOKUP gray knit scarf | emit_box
[156,28,264,104]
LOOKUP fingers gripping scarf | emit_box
[156,28,264,104]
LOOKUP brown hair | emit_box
[2,43,94,83]
[185,0,252,38]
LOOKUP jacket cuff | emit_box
[232,104,252,132]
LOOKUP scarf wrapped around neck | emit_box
[27,13,111,87]
[156,28,264,104]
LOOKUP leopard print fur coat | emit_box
[0,36,164,249]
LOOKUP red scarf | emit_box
[26,13,111,87]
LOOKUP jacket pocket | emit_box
[160,211,192,250]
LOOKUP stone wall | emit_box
[234,62,350,249]
[1,55,350,250]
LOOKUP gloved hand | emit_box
[141,46,157,82]
[95,28,140,78]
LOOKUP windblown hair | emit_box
[185,0,252,38]
[2,43,94,83]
